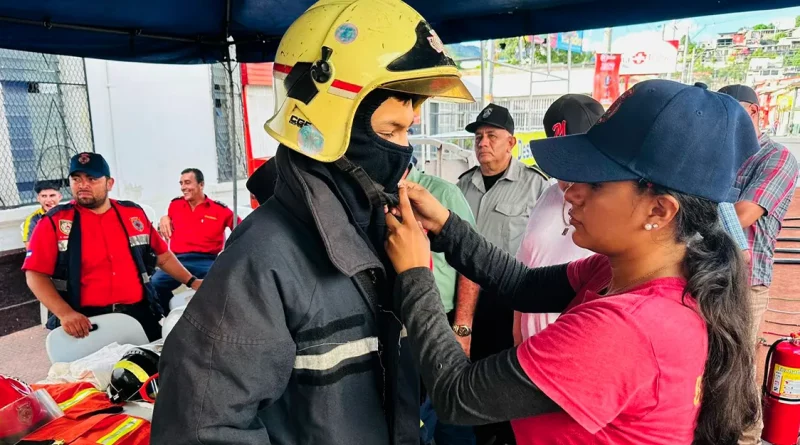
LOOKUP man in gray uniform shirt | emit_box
[457,103,548,445]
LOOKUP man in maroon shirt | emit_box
[23,153,201,340]
[155,168,239,308]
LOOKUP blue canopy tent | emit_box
[0,0,797,221]
[0,0,798,63]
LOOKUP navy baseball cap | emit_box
[69,152,111,178]
[530,80,760,203]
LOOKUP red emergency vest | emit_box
[44,200,162,322]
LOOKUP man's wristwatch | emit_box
[452,324,472,337]
[185,276,198,288]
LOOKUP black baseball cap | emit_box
[69,152,111,178]
[465,104,514,134]
[530,80,760,203]
[34,180,61,194]
[718,84,759,105]
[543,94,605,137]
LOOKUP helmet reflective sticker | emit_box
[335,23,358,44]
[298,125,325,155]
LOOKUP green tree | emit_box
[787,51,800,67]
[497,37,526,64]
[495,37,594,66]
[796,15,800,28]
[753,23,775,30]
[751,48,778,59]
[775,32,788,41]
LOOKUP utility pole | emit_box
[487,39,495,104]
[480,40,486,108]
[604,28,613,52]
[682,34,690,83]
[528,39,535,129]
[546,36,552,74]
[567,40,573,93]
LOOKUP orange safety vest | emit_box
[20,382,150,445]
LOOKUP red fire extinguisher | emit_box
[762,333,800,445]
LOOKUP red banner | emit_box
[593,54,622,108]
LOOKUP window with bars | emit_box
[0,50,94,209]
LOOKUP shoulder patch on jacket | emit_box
[46,203,74,217]
[458,166,478,180]
[213,200,229,208]
[115,200,143,210]
[525,164,549,180]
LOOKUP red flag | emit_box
[593,54,622,108]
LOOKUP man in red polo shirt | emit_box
[155,168,239,308]
[23,153,202,341]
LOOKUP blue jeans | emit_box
[420,397,476,445]
[151,253,215,309]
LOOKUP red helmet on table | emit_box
[0,375,63,445]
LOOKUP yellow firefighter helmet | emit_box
[264,0,474,163]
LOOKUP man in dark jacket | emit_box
[246,156,278,205]
[150,0,474,444]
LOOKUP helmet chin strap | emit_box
[334,157,399,211]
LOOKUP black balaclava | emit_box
[343,89,414,196]
[323,89,415,269]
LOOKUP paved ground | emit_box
[0,324,50,383]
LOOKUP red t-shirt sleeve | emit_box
[516,301,658,434]
[567,254,611,291]
[22,217,57,275]
[149,222,168,255]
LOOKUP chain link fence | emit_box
[0,50,94,210]
[210,62,247,183]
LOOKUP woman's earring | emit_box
[644,223,653,231]
[652,223,659,229]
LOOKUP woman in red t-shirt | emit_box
[384,80,760,445]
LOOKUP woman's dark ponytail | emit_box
[640,183,759,445]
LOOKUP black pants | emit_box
[471,290,516,445]
[80,301,162,342]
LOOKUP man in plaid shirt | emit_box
[720,84,799,445]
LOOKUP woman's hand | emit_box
[385,184,433,274]
[396,180,450,235]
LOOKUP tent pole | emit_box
[226,56,239,228]
[223,0,239,229]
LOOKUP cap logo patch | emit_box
[482,108,493,119]
[427,30,445,54]
[598,87,635,124]
[78,153,91,164]
[552,120,567,137]
[130,217,145,232]
[334,23,358,44]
